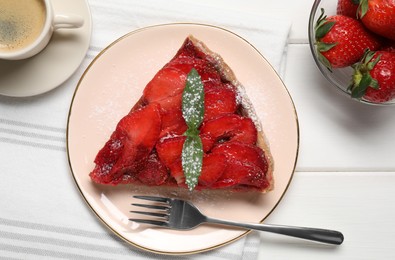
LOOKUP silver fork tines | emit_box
[129,218,169,227]
[130,196,172,227]
[133,195,170,203]
[130,210,168,218]
[132,203,169,211]
[129,195,344,245]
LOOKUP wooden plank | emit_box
[258,171,395,259]
[284,44,395,171]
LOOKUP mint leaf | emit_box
[182,135,203,191]
[181,68,205,191]
[182,68,204,129]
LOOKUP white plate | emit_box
[0,0,92,97]
[67,23,299,255]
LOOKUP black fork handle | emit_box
[205,217,344,245]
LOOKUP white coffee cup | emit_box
[0,0,84,60]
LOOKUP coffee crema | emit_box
[0,0,46,53]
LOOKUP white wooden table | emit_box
[1,0,394,259]
[198,0,395,259]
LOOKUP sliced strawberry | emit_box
[159,122,187,138]
[160,106,183,129]
[202,134,215,151]
[93,131,124,166]
[143,67,186,104]
[156,134,214,168]
[117,103,161,148]
[156,92,183,112]
[118,172,138,184]
[212,160,268,190]
[90,132,126,185]
[212,141,268,174]
[159,121,188,138]
[156,135,185,168]
[209,142,269,190]
[165,57,197,74]
[198,153,227,187]
[173,37,207,61]
[159,105,187,137]
[167,153,227,188]
[146,89,184,138]
[167,37,223,84]
[89,103,162,185]
[167,57,221,84]
[204,85,237,121]
[167,159,186,186]
[137,152,169,185]
[200,114,257,145]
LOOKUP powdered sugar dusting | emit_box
[209,51,263,133]
[182,90,203,126]
[182,68,205,130]
[88,72,139,134]
[181,134,203,191]
[234,81,263,132]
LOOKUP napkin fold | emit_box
[0,0,290,259]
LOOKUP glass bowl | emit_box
[308,0,395,106]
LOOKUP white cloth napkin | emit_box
[0,0,290,259]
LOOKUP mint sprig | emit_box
[181,68,204,191]
[182,135,203,191]
[182,68,205,129]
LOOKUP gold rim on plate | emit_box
[66,23,299,255]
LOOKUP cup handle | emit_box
[53,14,84,30]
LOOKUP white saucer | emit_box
[0,0,92,97]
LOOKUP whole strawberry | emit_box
[358,0,395,41]
[350,50,395,102]
[315,9,382,70]
[337,0,360,18]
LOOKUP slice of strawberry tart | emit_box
[89,35,274,192]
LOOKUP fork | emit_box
[130,195,344,245]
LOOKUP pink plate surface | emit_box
[67,23,299,255]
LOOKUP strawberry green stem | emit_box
[357,0,368,18]
[314,8,337,71]
[349,50,380,99]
